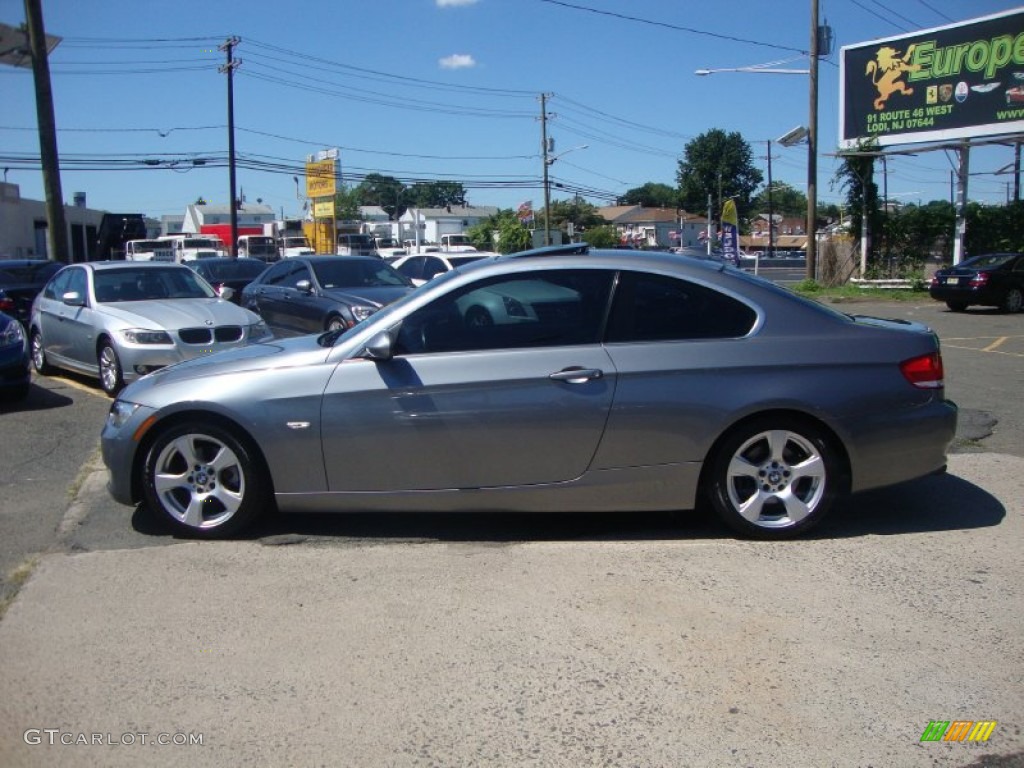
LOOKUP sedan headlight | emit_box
[248,320,273,340]
[120,328,173,345]
[106,400,140,430]
[350,305,377,322]
[0,319,25,346]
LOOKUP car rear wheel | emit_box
[706,418,839,539]
[945,301,968,312]
[1001,287,1023,313]
[465,306,493,327]
[142,422,266,538]
[98,342,124,396]
[30,329,53,374]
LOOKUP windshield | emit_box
[130,240,167,251]
[312,259,412,289]
[93,267,216,302]
[183,239,221,249]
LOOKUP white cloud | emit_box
[437,0,478,6]
[439,54,477,70]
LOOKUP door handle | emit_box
[549,367,603,384]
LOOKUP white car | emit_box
[279,235,314,258]
[390,252,493,286]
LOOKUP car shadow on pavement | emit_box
[815,471,1005,539]
[0,382,73,413]
[129,471,1004,544]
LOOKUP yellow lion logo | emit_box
[865,45,921,110]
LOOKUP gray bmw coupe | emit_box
[101,246,957,540]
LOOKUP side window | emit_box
[44,268,72,300]
[395,269,614,355]
[606,271,756,342]
[421,257,447,280]
[262,261,293,286]
[288,264,312,289]
[65,267,89,301]
[395,258,423,281]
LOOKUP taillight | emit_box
[970,272,989,287]
[0,296,14,313]
[900,352,944,389]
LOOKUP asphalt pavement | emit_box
[1,296,1022,767]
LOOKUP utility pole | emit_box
[805,0,819,281]
[219,37,240,257]
[766,139,774,259]
[540,93,553,246]
[24,0,68,262]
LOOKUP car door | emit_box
[245,261,294,332]
[320,268,617,491]
[280,262,325,334]
[57,267,98,369]
[34,267,74,362]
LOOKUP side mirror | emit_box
[295,279,313,293]
[62,291,85,307]
[359,330,394,361]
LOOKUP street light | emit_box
[695,0,824,281]
[542,143,588,246]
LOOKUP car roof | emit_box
[75,261,192,272]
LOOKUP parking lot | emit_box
[0,297,1022,767]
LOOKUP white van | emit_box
[237,234,279,261]
[336,233,377,256]
[158,235,227,262]
[125,239,174,262]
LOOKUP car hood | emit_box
[322,285,413,307]
[100,298,260,328]
[119,334,332,400]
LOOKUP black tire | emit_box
[945,301,968,312]
[325,315,346,332]
[1001,287,1023,313]
[706,417,841,540]
[142,421,266,539]
[465,305,493,327]
[30,329,53,375]
[97,341,124,397]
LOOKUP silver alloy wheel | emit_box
[724,429,826,529]
[151,432,245,530]
[31,330,49,373]
[98,344,122,395]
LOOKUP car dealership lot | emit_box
[1,296,1022,766]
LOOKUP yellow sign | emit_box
[305,159,336,198]
[313,199,335,218]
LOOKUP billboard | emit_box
[840,8,1024,148]
[305,158,337,198]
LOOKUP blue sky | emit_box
[0,0,1019,221]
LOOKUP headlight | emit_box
[120,329,173,345]
[248,320,272,340]
[351,305,377,322]
[106,400,140,430]
[0,319,25,346]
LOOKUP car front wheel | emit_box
[98,342,124,396]
[30,329,53,374]
[142,422,266,538]
[1001,287,1023,313]
[706,418,840,539]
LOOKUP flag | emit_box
[721,199,740,265]
[517,200,534,224]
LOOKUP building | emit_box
[180,202,277,245]
[0,183,159,262]
[597,206,709,249]
[397,205,499,244]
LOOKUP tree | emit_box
[677,129,763,222]
[546,197,604,237]
[355,174,406,219]
[467,209,531,254]
[751,182,807,219]
[407,181,467,209]
[581,225,618,248]
[832,145,881,262]
[333,186,361,223]
[620,182,678,208]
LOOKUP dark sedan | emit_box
[929,252,1024,313]
[0,310,31,400]
[241,256,415,336]
[0,259,65,326]
[184,258,268,305]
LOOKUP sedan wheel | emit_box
[143,422,265,538]
[98,342,124,396]
[30,329,53,374]
[707,419,839,539]
[945,301,968,312]
[1002,287,1023,313]
[326,315,346,332]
